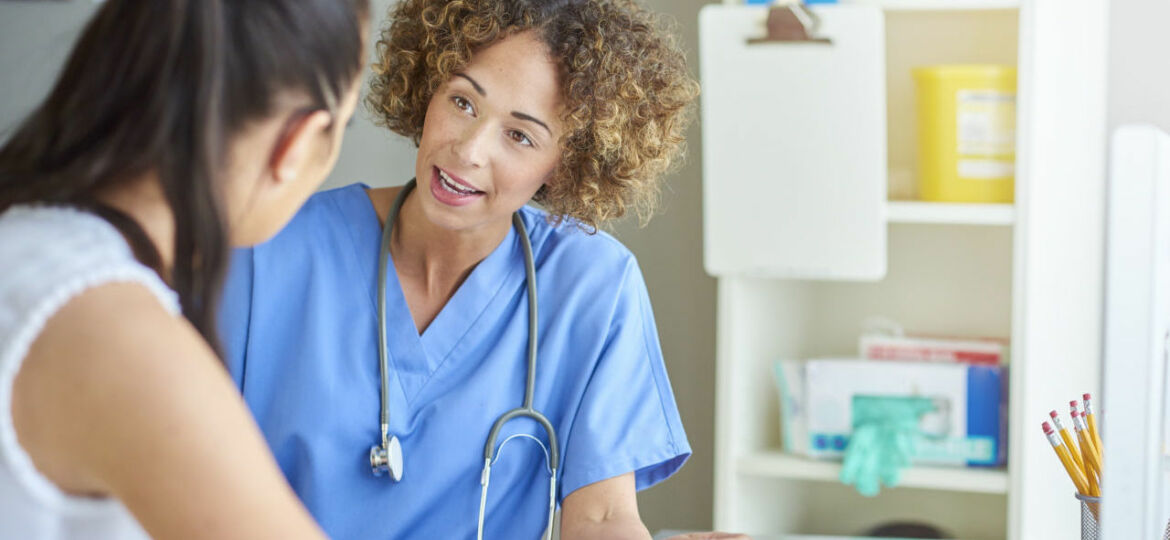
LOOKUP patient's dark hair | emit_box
[0,0,369,354]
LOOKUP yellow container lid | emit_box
[913,64,1017,81]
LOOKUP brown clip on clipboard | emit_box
[747,4,832,45]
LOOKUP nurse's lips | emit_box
[430,166,484,207]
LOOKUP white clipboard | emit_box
[700,5,887,281]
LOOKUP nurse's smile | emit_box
[430,166,484,207]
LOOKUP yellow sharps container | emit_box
[913,65,1017,203]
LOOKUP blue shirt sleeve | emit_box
[219,247,255,390]
[559,257,691,499]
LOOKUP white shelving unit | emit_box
[700,2,1107,539]
[887,201,1015,225]
[854,0,1021,11]
[723,0,1022,11]
[737,452,1010,494]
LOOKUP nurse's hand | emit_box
[663,533,752,540]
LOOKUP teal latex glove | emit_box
[839,395,936,496]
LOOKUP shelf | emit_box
[886,200,1015,225]
[847,0,1020,11]
[727,0,1021,12]
[737,451,1009,494]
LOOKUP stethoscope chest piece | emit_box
[370,435,403,481]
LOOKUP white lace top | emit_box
[0,205,180,540]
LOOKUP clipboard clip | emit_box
[747,3,832,45]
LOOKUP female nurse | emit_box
[221,0,741,538]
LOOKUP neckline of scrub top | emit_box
[339,183,523,404]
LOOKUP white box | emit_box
[799,359,1006,466]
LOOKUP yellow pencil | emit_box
[1043,421,1090,495]
[1083,393,1104,462]
[1049,410,1085,474]
[1076,420,1103,496]
[1072,410,1103,480]
[1085,466,1101,496]
[1079,427,1101,497]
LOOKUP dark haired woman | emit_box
[0,0,368,537]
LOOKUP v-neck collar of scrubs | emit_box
[337,184,523,405]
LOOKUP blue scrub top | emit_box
[220,183,690,539]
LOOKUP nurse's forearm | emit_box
[559,472,651,540]
[560,514,651,540]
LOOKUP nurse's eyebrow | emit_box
[455,73,485,96]
[512,112,551,136]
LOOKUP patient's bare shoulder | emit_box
[12,281,324,538]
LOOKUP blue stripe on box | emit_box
[966,365,1004,466]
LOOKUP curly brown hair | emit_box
[368,0,699,229]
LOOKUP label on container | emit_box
[958,159,1015,179]
[917,436,998,464]
[806,433,999,464]
[956,90,1016,157]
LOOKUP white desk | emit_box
[654,532,938,540]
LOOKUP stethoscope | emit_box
[367,179,559,540]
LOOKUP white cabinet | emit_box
[700,2,1106,539]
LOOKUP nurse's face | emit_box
[413,31,564,234]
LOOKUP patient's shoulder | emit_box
[13,280,206,495]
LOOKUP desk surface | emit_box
[653,532,935,540]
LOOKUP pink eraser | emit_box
[1084,393,1092,400]
[1042,422,1054,434]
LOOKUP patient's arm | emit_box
[13,282,326,539]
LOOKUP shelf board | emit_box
[886,200,1015,225]
[737,451,1009,494]
[847,0,1020,11]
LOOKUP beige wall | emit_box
[610,0,718,532]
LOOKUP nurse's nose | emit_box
[452,121,491,169]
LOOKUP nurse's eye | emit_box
[452,96,475,116]
[508,129,534,148]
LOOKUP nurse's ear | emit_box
[268,109,335,186]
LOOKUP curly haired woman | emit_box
[220,1,743,538]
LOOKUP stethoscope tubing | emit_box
[375,178,559,471]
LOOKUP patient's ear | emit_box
[269,110,333,186]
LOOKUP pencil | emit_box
[1049,410,1084,474]
[1072,410,1103,481]
[1043,421,1090,495]
[1083,393,1104,462]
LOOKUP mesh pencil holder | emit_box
[1075,493,1170,540]
[1075,493,1100,540]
